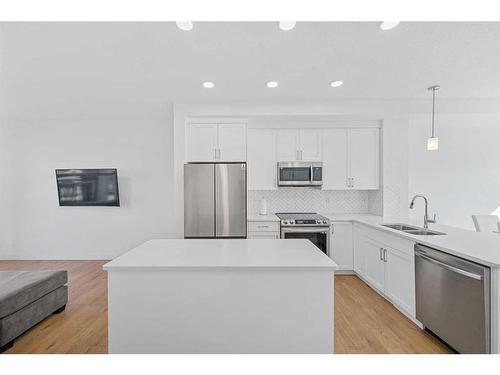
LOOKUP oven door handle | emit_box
[281,227,330,233]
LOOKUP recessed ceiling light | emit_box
[330,80,343,88]
[202,81,214,89]
[266,81,279,88]
[379,21,400,30]
[176,21,193,31]
[279,21,296,31]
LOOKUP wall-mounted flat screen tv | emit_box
[56,169,120,206]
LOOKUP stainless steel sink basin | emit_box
[382,223,421,231]
[404,229,446,236]
[381,223,446,236]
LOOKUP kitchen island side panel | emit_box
[107,269,334,354]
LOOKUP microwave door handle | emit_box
[310,164,313,184]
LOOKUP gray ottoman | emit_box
[0,270,68,353]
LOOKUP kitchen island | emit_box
[103,239,337,354]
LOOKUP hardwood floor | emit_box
[334,275,451,353]
[0,260,108,354]
[0,261,451,354]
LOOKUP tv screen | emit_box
[56,169,120,206]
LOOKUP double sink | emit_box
[381,223,446,236]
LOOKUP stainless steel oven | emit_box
[277,162,323,187]
[276,213,330,256]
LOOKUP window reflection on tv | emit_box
[56,169,120,206]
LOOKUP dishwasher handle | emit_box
[415,252,483,281]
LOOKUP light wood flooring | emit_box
[0,260,451,354]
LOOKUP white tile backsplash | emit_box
[248,188,373,214]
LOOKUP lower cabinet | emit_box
[247,220,280,239]
[353,224,416,319]
[363,238,386,293]
[353,225,366,275]
[385,247,415,316]
[248,232,279,239]
[329,222,353,271]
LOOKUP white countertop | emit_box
[103,239,338,271]
[322,213,500,267]
[247,213,280,222]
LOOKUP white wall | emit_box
[408,113,500,230]
[0,114,176,259]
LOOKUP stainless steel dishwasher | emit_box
[415,244,491,353]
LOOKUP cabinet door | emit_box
[276,129,299,161]
[247,232,280,239]
[218,124,247,161]
[353,226,366,276]
[330,222,353,270]
[385,247,415,316]
[363,238,386,293]
[322,129,349,189]
[298,129,322,161]
[188,123,218,161]
[247,129,276,190]
[349,128,379,189]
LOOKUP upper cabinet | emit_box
[349,128,379,190]
[298,129,322,161]
[322,129,349,189]
[322,128,379,190]
[188,124,219,162]
[247,128,277,190]
[187,123,247,162]
[276,129,322,161]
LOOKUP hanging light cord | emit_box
[428,85,440,138]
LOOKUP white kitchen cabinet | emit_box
[187,123,246,162]
[322,128,379,190]
[247,220,280,239]
[322,129,349,189]
[218,124,247,161]
[385,246,415,316]
[353,224,416,319]
[298,129,322,161]
[188,123,219,161]
[276,129,321,161]
[247,128,277,190]
[247,232,280,239]
[349,128,379,189]
[363,238,386,293]
[353,225,366,276]
[276,129,299,161]
[329,222,353,271]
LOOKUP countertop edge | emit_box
[103,265,338,271]
[336,217,500,268]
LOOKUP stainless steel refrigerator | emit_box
[184,163,247,238]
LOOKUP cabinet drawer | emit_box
[248,221,280,232]
[248,232,280,239]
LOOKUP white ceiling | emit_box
[0,22,499,117]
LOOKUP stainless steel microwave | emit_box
[277,162,323,187]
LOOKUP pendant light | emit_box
[427,85,440,151]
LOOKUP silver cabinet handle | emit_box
[257,225,269,228]
[383,248,387,262]
[379,248,383,261]
[415,253,483,280]
[331,224,335,234]
[296,150,299,160]
[300,150,303,160]
[351,178,354,188]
